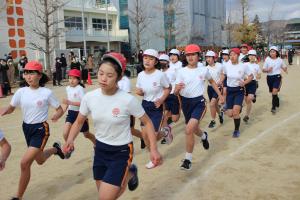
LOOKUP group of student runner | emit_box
[0,43,287,200]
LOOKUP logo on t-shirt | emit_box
[36,100,43,107]
[238,70,242,75]
[153,82,157,87]
[199,75,204,80]
[112,108,120,117]
[74,93,78,98]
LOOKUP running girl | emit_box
[62,69,95,158]
[262,46,288,114]
[0,61,65,200]
[159,54,180,144]
[175,44,224,170]
[0,129,11,171]
[205,51,224,128]
[223,48,253,137]
[169,49,182,73]
[63,52,162,200]
[243,50,262,122]
[136,49,173,169]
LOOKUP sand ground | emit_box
[0,60,300,200]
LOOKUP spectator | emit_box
[60,53,67,79]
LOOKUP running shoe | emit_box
[243,116,249,123]
[64,149,74,159]
[160,138,167,144]
[208,120,216,128]
[180,159,192,170]
[271,107,276,114]
[201,132,209,150]
[252,95,257,103]
[232,130,240,138]
[145,161,157,169]
[162,126,173,145]
[53,142,65,159]
[140,139,146,149]
[11,198,19,200]
[128,164,139,191]
[219,111,224,124]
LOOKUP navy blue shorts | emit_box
[180,96,206,124]
[66,110,89,132]
[22,122,49,150]
[226,87,245,109]
[207,85,221,101]
[93,140,133,187]
[245,80,257,96]
[165,94,180,115]
[141,100,163,132]
[267,74,282,93]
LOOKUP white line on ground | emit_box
[173,112,300,199]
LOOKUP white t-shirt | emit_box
[118,76,131,93]
[169,61,182,73]
[10,87,60,124]
[164,68,176,94]
[223,62,252,87]
[176,66,212,98]
[66,85,85,111]
[246,62,262,80]
[263,57,286,76]
[79,89,145,146]
[198,62,205,68]
[136,70,170,102]
[0,130,4,142]
[207,62,223,85]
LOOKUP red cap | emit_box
[241,43,249,49]
[24,61,43,73]
[103,52,127,71]
[230,48,240,56]
[185,44,201,54]
[68,69,81,78]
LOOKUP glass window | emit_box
[92,18,112,31]
[64,16,87,30]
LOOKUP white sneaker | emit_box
[145,161,157,169]
[161,126,173,145]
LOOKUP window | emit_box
[64,16,87,30]
[96,0,110,6]
[92,18,112,31]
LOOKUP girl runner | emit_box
[0,61,65,200]
[63,52,162,200]
[62,69,96,159]
[205,51,224,128]
[168,49,182,73]
[136,49,173,169]
[222,48,253,137]
[243,50,262,122]
[262,46,288,114]
[175,44,224,170]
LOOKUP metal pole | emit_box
[81,0,87,57]
[105,0,110,51]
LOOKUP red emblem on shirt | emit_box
[36,100,43,107]
[74,93,78,98]
[199,75,203,80]
[112,108,120,117]
[153,82,157,87]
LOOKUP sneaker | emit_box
[243,115,249,123]
[64,149,74,159]
[140,139,146,149]
[145,161,157,169]
[232,130,240,138]
[208,120,216,128]
[180,159,192,170]
[271,107,276,114]
[201,132,209,150]
[53,142,65,159]
[128,164,139,191]
[219,112,224,124]
[160,138,167,144]
[162,126,173,145]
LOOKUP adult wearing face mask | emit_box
[60,53,67,79]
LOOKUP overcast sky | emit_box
[226,0,300,22]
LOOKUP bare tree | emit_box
[265,1,276,47]
[154,0,187,50]
[128,0,151,58]
[240,0,249,25]
[28,0,67,77]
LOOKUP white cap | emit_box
[143,49,159,59]
[248,50,257,56]
[159,54,170,62]
[269,46,278,52]
[222,49,229,55]
[169,49,180,56]
[205,50,216,57]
